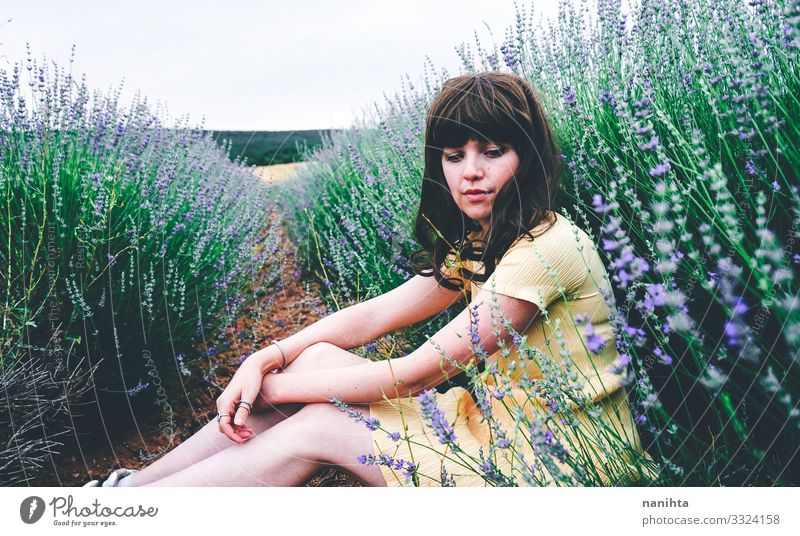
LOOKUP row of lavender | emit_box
[0,46,283,485]
[278,0,800,485]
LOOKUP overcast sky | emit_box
[0,1,562,131]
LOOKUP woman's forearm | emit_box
[268,357,419,404]
[250,300,389,374]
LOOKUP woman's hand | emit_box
[215,358,265,444]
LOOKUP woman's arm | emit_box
[250,274,465,374]
[263,286,540,404]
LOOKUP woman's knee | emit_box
[273,402,385,486]
[286,402,372,460]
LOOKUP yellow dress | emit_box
[368,211,659,486]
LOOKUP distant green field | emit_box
[208,129,337,166]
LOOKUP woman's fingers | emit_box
[215,366,264,444]
[217,398,246,443]
[234,423,255,441]
[233,387,259,426]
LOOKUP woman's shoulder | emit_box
[515,210,578,244]
[502,211,597,269]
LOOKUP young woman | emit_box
[85,71,655,487]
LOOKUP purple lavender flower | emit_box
[584,325,606,354]
[574,313,590,325]
[599,88,618,108]
[468,303,482,346]
[330,396,381,431]
[363,417,380,431]
[637,136,659,151]
[126,380,150,396]
[592,193,611,214]
[358,453,417,482]
[609,247,650,289]
[640,283,666,314]
[402,461,418,481]
[562,86,578,107]
[441,465,456,486]
[387,431,401,442]
[648,160,671,177]
[500,41,518,69]
[496,436,512,449]
[511,330,522,347]
[477,450,517,486]
[653,347,673,366]
[417,389,458,447]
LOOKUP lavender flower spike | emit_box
[416,389,458,448]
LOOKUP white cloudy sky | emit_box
[0,0,563,131]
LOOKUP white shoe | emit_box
[82,468,138,487]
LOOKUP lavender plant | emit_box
[0,47,282,484]
[283,0,800,485]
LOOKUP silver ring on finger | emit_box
[237,401,253,412]
[217,413,230,423]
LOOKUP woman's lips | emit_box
[464,191,489,201]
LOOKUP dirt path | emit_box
[252,162,308,184]
[29,225,361,487]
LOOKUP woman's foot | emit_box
[82,468,138,487]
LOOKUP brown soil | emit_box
[28,224,362,487]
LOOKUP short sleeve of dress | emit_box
[483,216,590,311]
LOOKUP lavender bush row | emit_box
[0,47,282,484]
[281,0,800,485]
[512,0,800,485]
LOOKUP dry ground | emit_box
[252,162,308,184]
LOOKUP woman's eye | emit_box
[444,148,503,162]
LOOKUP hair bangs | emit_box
[429,86,521,151]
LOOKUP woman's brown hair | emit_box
[410,71,563,290]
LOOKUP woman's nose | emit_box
[462,153,484,180]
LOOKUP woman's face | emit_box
[441,138,520,233]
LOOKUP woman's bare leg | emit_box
[129,402,304,485]
[140,401,386,486]
[129,343,369,486]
